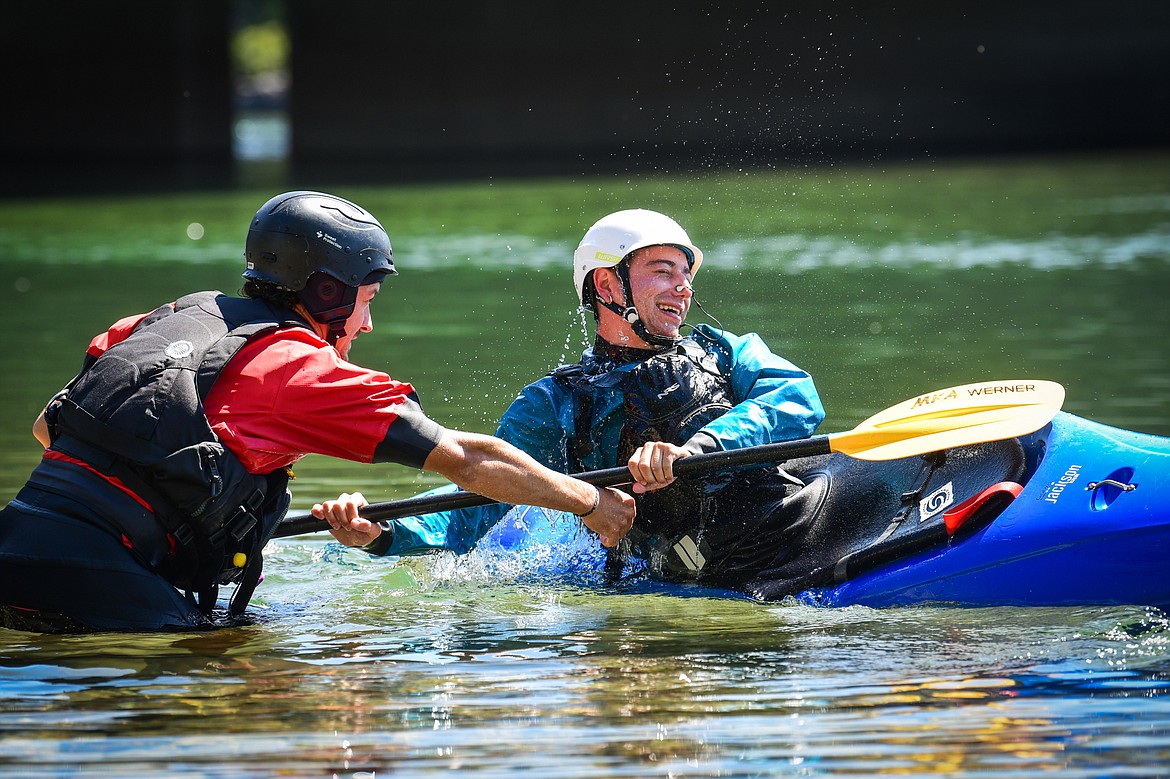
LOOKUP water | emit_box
[2,565,1169,776]
[1,153,1169,776]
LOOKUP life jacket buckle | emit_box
[227,509,258,542]
[172,523,195,547]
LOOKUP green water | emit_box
[1,152,1169,776]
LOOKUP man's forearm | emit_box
[424,430,598,515]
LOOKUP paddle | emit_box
[272,378,1065,539]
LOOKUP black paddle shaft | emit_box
[272,435,834,539]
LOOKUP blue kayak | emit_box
[486,411,1170,608]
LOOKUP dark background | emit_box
[3,1,1167,196]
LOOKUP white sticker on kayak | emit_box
[673,535,706,571]
[920,481,954,521]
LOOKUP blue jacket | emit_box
[384,324,824,555]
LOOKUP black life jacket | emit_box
[50,291,309,611]
[552,337,793,583]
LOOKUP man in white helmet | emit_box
[319,208,827,596]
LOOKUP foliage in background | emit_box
[233,20,289,78]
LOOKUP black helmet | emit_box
[244,191,396,342]
[244,191,396,291]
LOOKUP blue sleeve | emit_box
[385,378,574,556]
[685,325,824,453]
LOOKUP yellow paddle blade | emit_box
[830,379,1066,461]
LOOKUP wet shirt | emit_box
[84,307,441,473]
[383,324,825,555]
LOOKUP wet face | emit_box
[623,245,693,340]
[333,282,380,359]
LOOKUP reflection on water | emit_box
[2,541,1169,776]
[1,155,1169,776]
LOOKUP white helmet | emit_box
[572,209,704,309]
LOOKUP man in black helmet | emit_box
[0,191,634,633]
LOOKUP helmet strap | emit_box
[594,262,679,349]
[299,273,359,346]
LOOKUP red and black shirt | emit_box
[86,309,444,474]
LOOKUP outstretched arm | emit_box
[315,427,636,549]
[424,429,634,547]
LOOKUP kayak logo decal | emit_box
[919,482,954,521]
[1043,464,1082,504]
[673,535,706,572]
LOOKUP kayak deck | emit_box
[807,412,1170,608]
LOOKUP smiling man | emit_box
[321,209,825,590]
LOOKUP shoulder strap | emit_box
[188,294,311,400]
[547,363,595,471]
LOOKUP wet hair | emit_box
[241,279,299,310]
